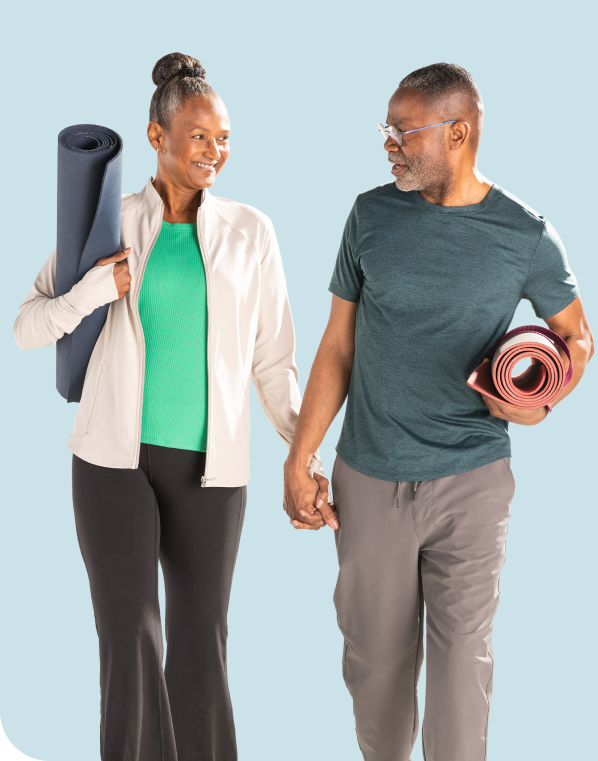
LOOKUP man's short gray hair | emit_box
[150,52,216,131]
[400,63,482,107]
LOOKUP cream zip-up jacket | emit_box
[14,179,322,486]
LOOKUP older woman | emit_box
[14,52,328,761]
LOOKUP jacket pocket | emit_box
[84,360,106,434]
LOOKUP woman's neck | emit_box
[153,171,203,223]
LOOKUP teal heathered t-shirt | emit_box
[328,183,579,482]
[139,221,208,452]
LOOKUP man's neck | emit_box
[418,167,493,207]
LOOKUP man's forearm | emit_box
[545,298,594,408]
[288,340,353,470]
[552,330,594,406]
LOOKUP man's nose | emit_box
[384,135,400,153]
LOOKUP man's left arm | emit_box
[482,296,594,425]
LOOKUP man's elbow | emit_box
[583,324,595,362]
[330,341,355,376]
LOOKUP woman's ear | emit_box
[147,121,164,152]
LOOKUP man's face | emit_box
[385,88,452,192]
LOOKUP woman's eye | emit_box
[219,136,229,142]
[192,135,205,140]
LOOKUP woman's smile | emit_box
[191,160,217,173]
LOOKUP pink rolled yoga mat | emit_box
[467,326,572,410]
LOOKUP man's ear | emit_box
[449,121,471,150]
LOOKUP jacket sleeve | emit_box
[13,250,120,351]
[251,220,325,479]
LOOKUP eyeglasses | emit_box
[378,120,457,147]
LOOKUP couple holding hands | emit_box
[14,52,593,761]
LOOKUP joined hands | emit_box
[283,459,339,531]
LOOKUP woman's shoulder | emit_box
[209,195,274,235]
[120,190,144,214]
[120,179,162,214]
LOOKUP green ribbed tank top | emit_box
[139,221,208,452]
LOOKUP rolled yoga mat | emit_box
[467,326,572,410]
[55,124,123,402]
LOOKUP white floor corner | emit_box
[0,718,43,761]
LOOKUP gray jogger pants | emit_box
[331,455,515,761]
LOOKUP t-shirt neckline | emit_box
[161,220,197,230]
[405,183,500,214]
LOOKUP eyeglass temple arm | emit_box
[402,120,457,135]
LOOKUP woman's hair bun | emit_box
[152,53,206,86]
[149,53,215,129]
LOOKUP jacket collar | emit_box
[145,177,212,211]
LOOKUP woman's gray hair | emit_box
[150,53,216,131]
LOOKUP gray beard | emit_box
[389,149,451,193]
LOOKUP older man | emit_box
[283,63,593,761]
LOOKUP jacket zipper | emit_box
[132,204,163,469]
[196,193,214,486]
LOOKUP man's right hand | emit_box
[94,248,132,299]
[283,459,339,531]
[281,297,356,531]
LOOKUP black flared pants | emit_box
[72,444,246,761]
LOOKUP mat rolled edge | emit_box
[55,124,123,403]
[467,327,569,410]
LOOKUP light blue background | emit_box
[1,1,596,759]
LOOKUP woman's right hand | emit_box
[94,247,132,299]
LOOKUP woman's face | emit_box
[149,95,231,191]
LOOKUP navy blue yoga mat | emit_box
[55,124,123,402]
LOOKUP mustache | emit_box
[388,149,408,165]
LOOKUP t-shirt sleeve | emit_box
[328,200,363,302]
[521,220,579,319]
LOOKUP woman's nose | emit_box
[203,138,221,159]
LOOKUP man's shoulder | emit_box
[357,182,401,202]
[491,185,546,229]
[354,182,411,213]
[357,182,396,199]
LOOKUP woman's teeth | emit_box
[192,162,215,170]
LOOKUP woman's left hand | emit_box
[283,464,339,530]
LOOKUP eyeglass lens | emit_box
[379,124,402,146]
